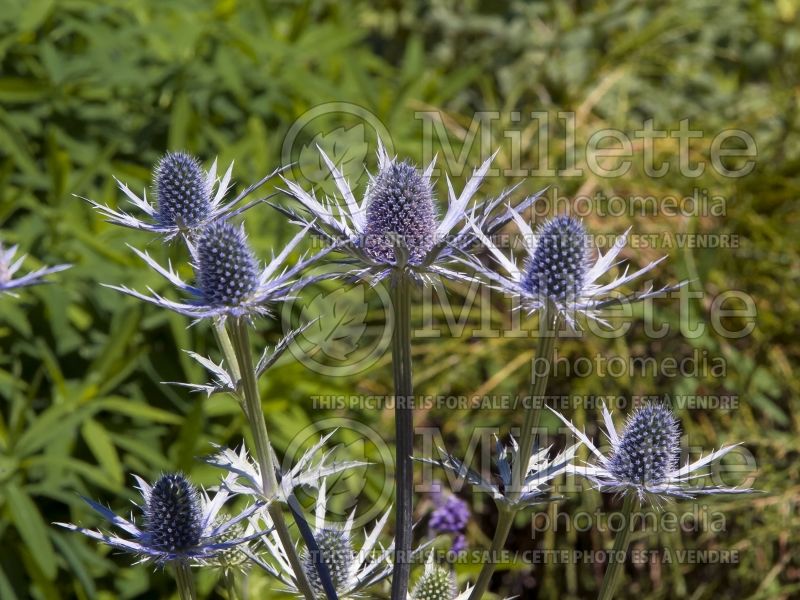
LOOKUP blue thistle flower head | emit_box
[284,143,533,285]
[363,160,438,265]
[154,152,212,229]
[254,479,394,597]
[196,220,259,308]
[302,528,354,599]
[522,215,591,301]
[429,494,470,535]
[607,403,680,486]
[551,402,751,505]
[208,517,248,568]
[112,215,328,319]
[57,471,264,566]
[144,473,203,552]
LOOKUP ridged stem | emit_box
[226,317,317,600]
[468,508,515,599]
[390,270,414,600]
[223,568,240,600]
[597,493,635,600]
[173,560,196,600]
[213,318,241,382]
[468,303,558,600]
[517,303,558,484]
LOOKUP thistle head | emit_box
[302,528,354,598]
[608,403,680,486]
[144,473,202,553]
[363,160,437,264]
[429,494,470,535]
[154,152,212,229]
[522,215,591,301]
[209,518,248,568]
[196,221,259,308]
[411,564,457,600]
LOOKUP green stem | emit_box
[516,303,558,489]
[468,304,559,600]
[597,493,636,600]
[468,509,515,600]
[226,318,316,600]
[223,568,240,600]
[173,560,196,600]
[228,318,278,495]
[389,270,414,600]
[214,318,242,383]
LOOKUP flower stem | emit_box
[468,304,559,600]
[597,493,635,600]
[214,318,242,383]
[468,508,515,600]
[226,317,317,600]
[173,560,196,600]
[223,568,240,600]
[517,303,558,483]
[390,270,414,600]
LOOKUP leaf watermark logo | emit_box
[301,287,368,361]
[282,279,393,377]
[282,418,394,529]
[281,102,394,188]
[298,125,371,184]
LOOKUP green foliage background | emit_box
[0,0,798,598]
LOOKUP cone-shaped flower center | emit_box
[145,473,202,552]
[363,160,437,264]
[412,565,457,600]
[522,215,590,300]
[196,221,258,308]
[154,152,211,228]
[302,528,354,598]
[210,517,247,566]
[608,404,680,485]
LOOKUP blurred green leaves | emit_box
[0,0,798,598]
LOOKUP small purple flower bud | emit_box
[608,403,680,485]
[522,215,591,301]
[429,494,470,535]
[145,473,202,552]
[196,221,258,308]
[363,160,437,264]
[154,152,211,229]
[450,533,467,554]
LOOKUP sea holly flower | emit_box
[428,489,470,553]
[468,211,683,326]
[418,436,579,510]
[206,517,251,571]
[409,553,477,600]
[410,555,458,600]
[0,241,70,295]
[56,472,263,565]
[84,151,282,241]
[108,219,328,320]
[279,142,544,284]
[550,401,751,505]
[251,481,395,598]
